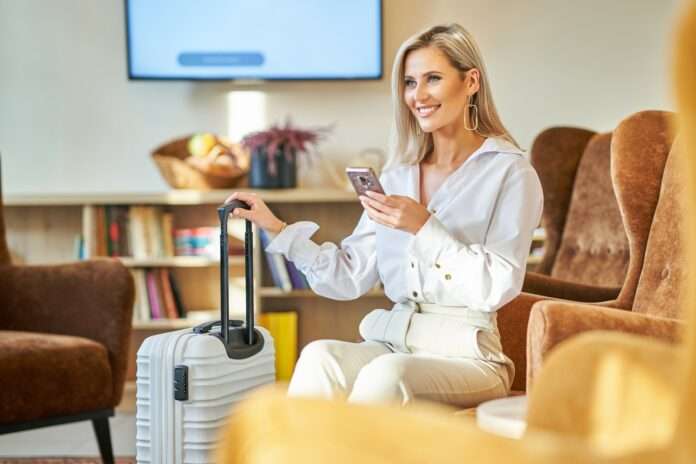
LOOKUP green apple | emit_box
[188,133,217,157]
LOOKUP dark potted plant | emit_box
[241,120,330,189]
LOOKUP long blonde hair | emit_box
[387,24,518,168]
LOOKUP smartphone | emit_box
[346,167,385,196]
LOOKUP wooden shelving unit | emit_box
[3,188,384,380]
[4,188,358,207]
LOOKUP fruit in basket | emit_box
[188,133,218,158]
[185,138,249,177]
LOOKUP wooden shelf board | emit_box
[117,255,244,268]
[5,188,359,206]
[132,310,246,330]
[133,319,199,330]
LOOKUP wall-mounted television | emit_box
[125,0,382,81]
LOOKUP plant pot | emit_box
[249,147,297,189]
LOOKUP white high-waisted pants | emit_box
[286,324,512,407]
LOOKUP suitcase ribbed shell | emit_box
[136,327,275,463]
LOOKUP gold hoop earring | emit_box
[464,97,479,131]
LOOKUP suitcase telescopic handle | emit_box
[218,200,254,346]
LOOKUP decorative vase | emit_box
[249,146,297,189]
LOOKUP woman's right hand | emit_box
[224,192,286,234]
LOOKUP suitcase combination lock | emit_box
[173,365,189,401]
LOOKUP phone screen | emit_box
[346,167,384,196]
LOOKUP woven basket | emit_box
[152,136,249,190]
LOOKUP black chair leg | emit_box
[92,417,114,464]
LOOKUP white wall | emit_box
[0,0,681,194]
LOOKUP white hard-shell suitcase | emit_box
[136,200,276,463]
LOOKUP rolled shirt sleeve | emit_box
[265,212,380,301]
[408,167,543,311]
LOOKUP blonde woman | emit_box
[226,24,542,407]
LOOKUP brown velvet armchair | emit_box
[497,110,676,392]
[0,169,134,463]
[526,110,683,387]
[523,127,629,302]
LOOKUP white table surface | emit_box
[476,395,527,439]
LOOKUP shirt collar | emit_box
[410,137,523,209]
[473,137,524,158]
[437,137,523,174]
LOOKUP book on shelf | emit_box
[82,205,244,261]
[258,229,291,292]
[131,269,150,323]
[146,208,163,258]
[285,260,309,290]
[107,206,122,257]
[74,234,85,261]
[532,226,546,241]
[128,206,147,258]
[83,205,176,259]
[159,269,179,319]
[258,229,309,292]
[259,311,297,381]
[167,270,187,318]
[145,270,163,319]
[131,268,188,323]
[161,212,175,257]
[175,227,221,257]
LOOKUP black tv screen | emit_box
[125,0,383,81]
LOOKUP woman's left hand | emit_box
[359,191,431,235]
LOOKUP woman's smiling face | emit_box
[403,46,479,134]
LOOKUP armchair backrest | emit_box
[530,127,596,275]
[550,132,629,287]
[631,142,686,319]
[611,111,676,310]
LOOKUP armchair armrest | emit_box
[526,300,683,388]
[496,292,551,392]
[0,259,135,403]
[523,272,620,302]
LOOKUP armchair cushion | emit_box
[0,260,134,404]
[550,132,629,287]
[523,272,620,302]
[0,331,112,424]
[526,300,683,387]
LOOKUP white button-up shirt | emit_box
[266,137,543,314]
